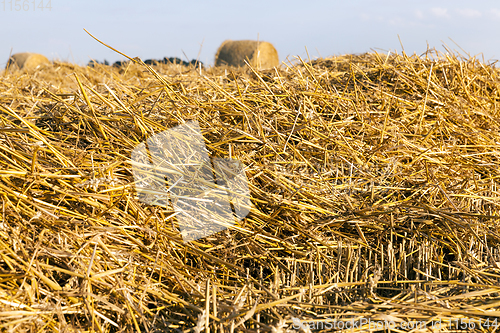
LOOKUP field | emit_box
[0,49,500,332]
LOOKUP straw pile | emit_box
[215,40,279,69]
[6,52,50,70]
[0,50,499,332]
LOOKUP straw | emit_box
[0,48,499,331]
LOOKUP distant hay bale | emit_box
[215,40,279,70]
[6,52,50,70]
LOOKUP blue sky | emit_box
[1,0,499,67]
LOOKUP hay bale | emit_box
[215,40,279,69]
[6,52,50,70]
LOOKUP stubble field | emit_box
[0,50,500,332]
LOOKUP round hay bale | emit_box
[6,52,50,70]
[215,40,279,70]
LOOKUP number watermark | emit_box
[1,0,51,11]
[432,317,499,330]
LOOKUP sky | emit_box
[1,0,499,67]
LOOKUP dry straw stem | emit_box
[0,48,500,332]
[215,40,279,70]
[5,53,51,71]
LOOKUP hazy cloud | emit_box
[430,7,450,18]
[456,8,481,18]
[491,8,500,18]
[388,17,404,26]
[359,13,370,21]
[415,10,424,19]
